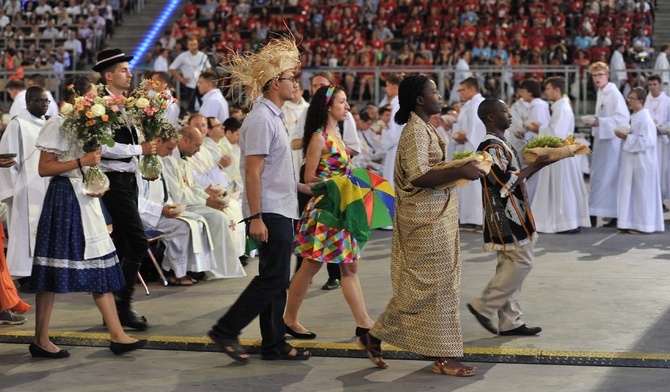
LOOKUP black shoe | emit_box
[321,278,341,290]
[603,219,618,228]
[285,324,317,339]
[117,309,149,331]
[355,327,370,337]
[29,342,70,359]
[590,215,597,227]
[499,324,542,336]
[557,228,581,234]
[239,255,249,267]
[110,339,147,355]
[467,304,498,334]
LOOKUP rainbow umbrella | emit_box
[349,168,395,229]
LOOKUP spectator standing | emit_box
[588,62,630,228]
[198,70,229,124]
[153,48,169,72]
[170,37,211,111]
[615,87,664,233]
[609,43,627,90]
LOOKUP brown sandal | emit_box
[432,358,477,377]
[356,332,389,369]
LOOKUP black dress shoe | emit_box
[321,278,341,290]
[499,324,542,336]
[110,339,147,355]
[285,324,317,339]
[467,304,498,334]
[118,309,149,331]
[29,342,70,359]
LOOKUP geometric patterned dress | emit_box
[293,129,360,264]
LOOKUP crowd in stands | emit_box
[137,0,657,104]
[0,0,134,77]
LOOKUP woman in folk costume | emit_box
[28,77,146,358]
[286,85,376,340]
[358,75,483,375]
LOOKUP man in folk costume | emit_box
[587,62,630,228]
[185,114,246,260]
[161,126,245,280]
[644,74,670,209]
[527,76,590,233]
[94,48,156,330]
[136,125,216,286]
[450,77,485,230]
[614,87,664,234]
[208,38,312,362]
[0,87,49,285]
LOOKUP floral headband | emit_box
[325,85,336,106]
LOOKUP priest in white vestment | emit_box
[643,75,670,205]
[202,117,244,193]
[588,62,630,226]
[161,126,245,280]
[137,133,216,284]
[528,77,591,233]
[187,115,246,258]
[0,87,50,278]
[450,77,485,228]
[615,87,664,233]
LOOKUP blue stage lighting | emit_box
[129,0,181,70]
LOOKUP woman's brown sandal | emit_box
[432,358,477,377]
[356,332,389,369]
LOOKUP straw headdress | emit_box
[225,38,301,108]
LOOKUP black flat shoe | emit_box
[29,342,70,359]
[467,304,498,334]
[284,324,317,339]
[499,324,542,336]
[110,339,147,355]
[355,327,370,337]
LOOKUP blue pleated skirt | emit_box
[29,176,125,293]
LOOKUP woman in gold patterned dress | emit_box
[357,75,484,376]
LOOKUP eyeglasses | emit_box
[277,76,296,82]
[30,99,51,104]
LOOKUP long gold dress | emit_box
[371,112,463,357]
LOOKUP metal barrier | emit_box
[0,65,643,117]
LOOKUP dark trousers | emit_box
[102,172,149,309]
[211,214,294,355]
[295,164,341,280]
[180,85,202,112]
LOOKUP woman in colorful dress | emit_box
[357,75,482,374]
[28,76,146,359]
[284,85,375,339]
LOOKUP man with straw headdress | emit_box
[208,38,312,363]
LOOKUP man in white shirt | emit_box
[644,74,670,208]
[63,30,83,62]
[41,20,60,38]
[153,48,169,72]
[654,44,670,96]
[161,126,245,280]
[0,87,49,286]
[170,37,211,111]
[527,76,590,233]
[609,43,627,90]
[588,62,630,227]
[34,0,53,15]
[451,76,485,230]
[7,79,27,119]
[150,71,180,127]
[198,70,229,124]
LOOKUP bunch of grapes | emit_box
[522,136,562,151]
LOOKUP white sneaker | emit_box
[379,225,393,231]
[0,310,27,325]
